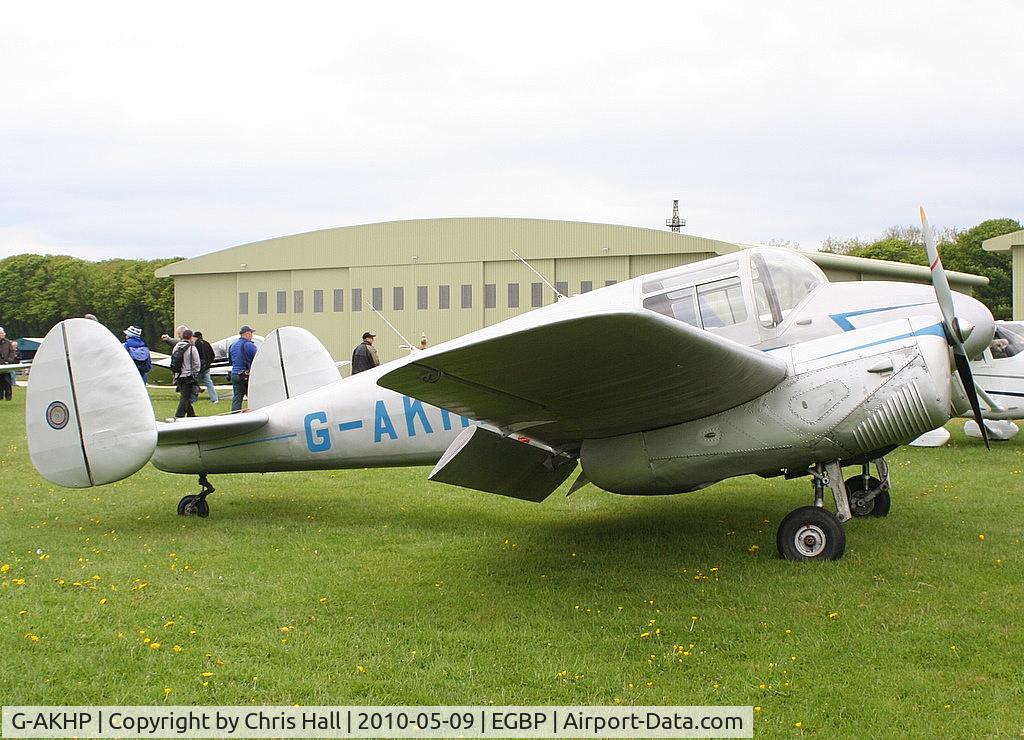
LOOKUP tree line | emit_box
[821,218,1020,320]
[0,254,178,341]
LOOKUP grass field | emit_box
[1,386,1023,738]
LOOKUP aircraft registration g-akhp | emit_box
[25,209,995,561]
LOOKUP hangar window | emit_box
[581,281,593,293]
[372,288,382,311]
[294,290,304,314]
[352,288,362,312]
[531,282,543,307]
[556,281,568,297]
[461,284,472,308]
[257,292,267,314]
[697,277,747,328]
[508,283,519,308]
[276,291,286,313]
[333,289,344,312]
[417,286,428,310]
[313,289,323,313]
[239,292,249,314]
[439,285,450,309]
[605,280,617,286]
[393,286,404,311]
[484,283,496,309]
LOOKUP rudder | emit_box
[26,319,157,487]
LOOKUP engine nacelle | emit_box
[581,318,954,495]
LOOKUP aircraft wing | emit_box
[377,308,788,448]
[0,362,31,372]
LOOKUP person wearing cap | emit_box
[228,325,258,412]
[0,327,16,400]
[172,329,201,418]
[122,326,152,384]
[351,331,380,374]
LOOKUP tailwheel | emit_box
[177,495,210,518]
[177,475,215,518]
[777,505,846,561]
[844,475,891,517]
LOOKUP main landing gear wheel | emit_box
[177,495,210,517]
[776,506,846,562]
[844,475,891,517]
[177,474,215,518]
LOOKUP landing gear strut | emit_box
[777,461,851,562]
[844,459,891,517]
[177,475,214,518]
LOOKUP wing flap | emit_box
[378,309,788,447]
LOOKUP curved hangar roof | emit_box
[155,217,987,290]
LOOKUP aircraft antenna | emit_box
[665,199,686,232]
[368,302,414,349]
[510,249,566,301]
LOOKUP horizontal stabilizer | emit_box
[429,425,577,502]
[156,410,270,445]
[247,327,341,410]
[27,319,157,487]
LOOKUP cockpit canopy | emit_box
[640,247,827,342]
[990,323,1024,359]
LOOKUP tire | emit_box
[776,506,846,561]
[844,475,891,517]
[177,495,210,517]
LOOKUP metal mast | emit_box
[665,199,686,232]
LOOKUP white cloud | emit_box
[1,1,1021,260]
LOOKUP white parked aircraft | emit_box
[24,210,995,561]
[150,333,266,377]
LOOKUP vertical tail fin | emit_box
[26,319,157,487]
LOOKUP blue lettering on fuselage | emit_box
[304,411,331,452]
[304,398,472,452]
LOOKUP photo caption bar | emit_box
[3,706,752,738]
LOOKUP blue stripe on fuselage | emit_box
[829,302,932,331]
[816,322,946,359]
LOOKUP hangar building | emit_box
[983,229,1024,319]
[155,218,987,365]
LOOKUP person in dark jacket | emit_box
[172,330,201,418]
[351,331,379,374]
[0,327,17,400]
[193,331,219,404]
[122,326,152,384]
[228,326,258,411]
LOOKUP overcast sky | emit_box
[1,1,1021,261]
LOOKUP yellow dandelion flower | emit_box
[794,721,803,728]
[978,534,986,541]
[92,575,101,581]
[319,597,327,603]
[749,544,760,552]
[201,672,214,678]
[785,629,792,635]
[173,645,183,653]
[150,642,161,649]
[163,688,172,696]
[99,598,108,605]
[0,563,9,573]
[12,578,25,585]
[163,621,175,628]
[143,637,151,644]
[639,631,650,638]
[754,706,762,713]
[356,665,366,673]
[201,681,209,687]
[18,610,27,616]
[279,626,291,633]
[828,612,839,619]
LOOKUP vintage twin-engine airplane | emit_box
[25,210,995,561]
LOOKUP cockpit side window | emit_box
[697,277,747,328]
[990,327,1024,359]
[643,286,700,328]
[750,250,825,328]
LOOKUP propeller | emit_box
[919,206,989,448]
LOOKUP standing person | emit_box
[122,326,152,384]
[160,325,189,350]
[172,329,201,418]
[193,331,219,404]
[228,325,258,412]
[0,327,17,400]
[351,331,379,374]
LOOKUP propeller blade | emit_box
[953,348,990,449]
[920,206,990,448]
